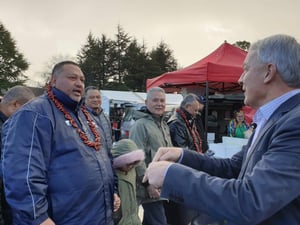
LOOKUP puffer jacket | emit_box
[1,88,115,225]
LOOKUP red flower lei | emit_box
[46,84,101,151]
[176,108,203,153]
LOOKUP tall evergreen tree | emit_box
[110,25,131,85]
[76,25,178,91]
[123,39,149,91]
[0,22,29,93]
[77,33,114,89]
[149,41,178,78]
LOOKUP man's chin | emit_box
[71,96,82,102]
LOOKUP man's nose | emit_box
[75,79,84,86]
[238,72,245,85]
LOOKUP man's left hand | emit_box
[143,161,173,189]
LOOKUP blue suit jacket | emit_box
[161,93,300,225]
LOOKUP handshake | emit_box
[142,147,183,191]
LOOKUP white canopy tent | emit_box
[100,90,183,115]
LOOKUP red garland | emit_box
[46,84,101,151]
[176,108,203,153]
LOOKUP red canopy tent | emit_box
[147,42,252,136]
[146,42,247,93]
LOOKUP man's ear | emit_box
[50,76,56,87]
[264,63,276,84]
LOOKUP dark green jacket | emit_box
[130,110,172,204]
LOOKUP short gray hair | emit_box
[180,93,198,108]
[1,85,35,105]
[250,34,300,88]
[146,87,165,100]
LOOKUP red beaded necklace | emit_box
[176,108,203,153]
[46,84,101,151]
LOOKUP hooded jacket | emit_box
[112,139,144,225]
[1,88,115,225]
[129,110,172,203]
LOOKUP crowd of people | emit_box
[0,33,300,225]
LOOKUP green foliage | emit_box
[78,33,114,88]
[149,41,178,77]
[77,25,178,92]
[0,22,29,94]
[233,40,250,51]
[112,25,132,84]
[123,39,149,91]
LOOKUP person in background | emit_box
[1,61,119,225]
[194,95,209,153]
[130,86,172,225]
[227,109,249,138]
[167,93,217,225]
[84,86,113,151]
[168,93,207,154]
[111,139,145,225]
[144,34,300,225]
[84,86,120,215]
[0,85,35,225]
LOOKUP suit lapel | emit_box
[238,93,300,178]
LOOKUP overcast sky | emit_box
[1,0,300,86]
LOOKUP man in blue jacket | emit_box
[144,34,300,225]
[2,61,119,225]
[0,85,35,225]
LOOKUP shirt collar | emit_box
[254,89,300,123]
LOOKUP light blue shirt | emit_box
[247,89,300,157]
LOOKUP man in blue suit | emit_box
[144,34,300,225]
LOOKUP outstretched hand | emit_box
[152,147,183,162]
[142,161,173,189]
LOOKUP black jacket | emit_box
[168,108,208,153]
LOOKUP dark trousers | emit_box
[164,201,198,225]
[142,201,167,225]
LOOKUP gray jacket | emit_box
[130,110,172,203]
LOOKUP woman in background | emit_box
[227,109,249,138]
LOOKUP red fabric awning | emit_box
[146,42,247,93]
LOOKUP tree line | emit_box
[0,22,178,93]
[0,21,250,94]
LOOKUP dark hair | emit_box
[84,86,99,96]
[51,61,80,76]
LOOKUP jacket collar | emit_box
[85,105,103,116]
[240,93,300,176]
[52,87,82,112]
[0,110,8,123]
